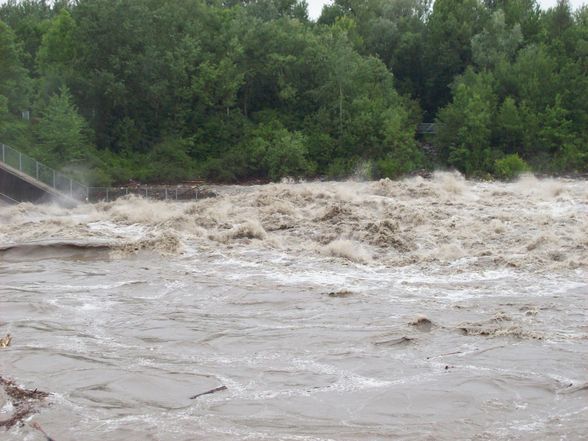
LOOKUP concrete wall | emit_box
[0,166,54,204]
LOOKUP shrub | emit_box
[147,137,195,182]
[326,157,356,179]
[264,130,313,181]
[199,157,237,183]
[494,153,530,180]
[554,143,588,173]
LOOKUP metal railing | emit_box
[0,143,89,201]
[417,123,437,135]
[0,143,217,204]
[87,185,213,202]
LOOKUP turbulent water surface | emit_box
[1,173,587,440]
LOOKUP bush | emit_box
[325,157,356,179]
[199,157,237,183]
[375,157,407,179]
[494,153,530,180]
[147,137,195,182]
[265,130,313,181]
[553,143,588,173]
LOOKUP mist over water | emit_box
[1,173,587,440]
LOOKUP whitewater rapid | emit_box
[1,173,587,440]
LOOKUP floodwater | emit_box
[0,173,587,440]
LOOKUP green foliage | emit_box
[436,69,497,175]
[472,10,523,69]
[197,158,225,182]
[0,0,587,184]
[37,9,78,74]
[376,141,424,178]
[239,121,313,181]
[325,157,357,179]
[264,129,313,181]
[376,157,411,179]
[423,0,487,113]
[537,95,574,155]
[0,19,31,113]
[34,86,88,165]
[494,96,524,154]
[36,9,80,99]
[147,137,196,183]
[553,143,588,173]
[0,0,55,73]
[494,153,530,180]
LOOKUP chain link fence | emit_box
[1,143,215,204]
[0,143,88,201]
[86,186,214,202]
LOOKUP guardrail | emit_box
[0,143,88,201]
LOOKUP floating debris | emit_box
[557,382,588,395]
[190,385,227,400]
[374,336,416,347]
[426,350,463,360]
[457,313,543,340]
[31,422,57,441]
[0,405,32,430]
[327,290,354,298]
[0,334,11,348]
[0,376,49,430]
[409,315,434,332]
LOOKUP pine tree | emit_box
[35,86,88,165]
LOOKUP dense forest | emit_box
[0,0,587,185]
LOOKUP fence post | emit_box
[70,179,73,196]
[19,152,22,171]
[106,188,109,202]
[36,162,39,180]
[52,170,56,187]
[1,144,4,162]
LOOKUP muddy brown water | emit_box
[1,173,587,440]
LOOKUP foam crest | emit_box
[101,195,185,224]
[323,239,372,263]
[433,170,467,195]
[515,174,571,200]
[210,221,267,244]
[1,176,586,271]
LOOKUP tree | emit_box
[494,96,524,155]
[0,0,55,73]
[35,86,88,164]
[238,0,309,21]
[3,0,587,182]
[472,10,523,70]
[0,19,30,113]
[484,0,541,41]
[424,0,487,115]
[436,69,497,175]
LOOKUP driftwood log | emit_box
[31,422,56,441]
[190,385,227,400]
